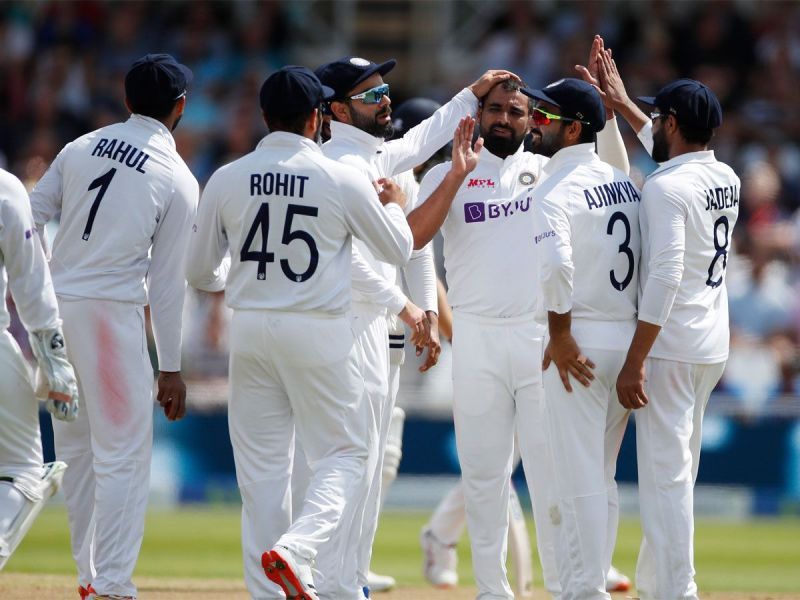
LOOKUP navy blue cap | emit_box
[315,56,396,100]
[521,78,606,133]
[260,66,335,118]
[125,53,192,112]
[391,97,442,139]
[637,78,722,129]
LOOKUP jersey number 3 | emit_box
[606,211,634,291]
[83,168,117,240]
[240,202,319,282]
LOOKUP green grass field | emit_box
[5,506,800,593]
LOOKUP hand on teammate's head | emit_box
[469,69,522,100]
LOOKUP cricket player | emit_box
[185,65,414,600]
[0,167,78,571]
[303,58,513,599]
[30,54,198,599]
[407,69,630,597]
[526,77,641,599]
[595,51,739,598]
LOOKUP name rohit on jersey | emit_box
[584,181,640,210]
[251,172,309,197]
[91,138,150,173]
[704,185,739,211]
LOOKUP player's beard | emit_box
[351,105,394,138]
[172,115,182,132]
[529,125,566,158]
[651,126,670,163]
[481,124,526,159]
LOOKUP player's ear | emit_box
[329,100,350,124]
[174,96,186,117]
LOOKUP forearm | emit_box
[624,320,662,365]
[547,310,572,340]
[596,115,629,175]
[613,96,649,134]
[408,170,464,249]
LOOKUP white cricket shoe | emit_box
[367,570,396,592]
[420,527,458,588]
[262,545,319,600]
[606,564,632,592]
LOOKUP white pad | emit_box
[379,407,405,510]
[508,481,534,598]
[383,406,405,480]
[0,461,67,569]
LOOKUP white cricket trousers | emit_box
[543,348,630,600]
[228,309,369,600]
[0,330,44,486]
[452,311,559,599]
[53,298,153,598]
[634,358,725,600]
[307,302,388,599]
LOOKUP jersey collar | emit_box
[650,150,716,177]
[327,121,384,154]
[256,132,323,154]
[542,142,597,175]
[129,114,176,148]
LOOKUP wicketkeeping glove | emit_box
[28,326,80,422]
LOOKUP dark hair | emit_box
[577,123,596,144]
[127,97,179,121]
[480,78,534,113]
[677,121,714,145]
[265,111,311,135]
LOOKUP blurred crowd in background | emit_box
[2,0,799,410]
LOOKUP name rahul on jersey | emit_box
[91,138,150,173]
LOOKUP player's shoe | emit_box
[367,570,396,592]
[87,594,133,599]
[606,565,632,592]
[420,527,458,588]
[262,545,319,600]
[78,584,95,599]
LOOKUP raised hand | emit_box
[451,117,483,178]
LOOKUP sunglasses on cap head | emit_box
[349,83,390,104]
[531,106,589,126]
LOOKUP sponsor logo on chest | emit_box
[463,197,531,223]
[467,178,496,189]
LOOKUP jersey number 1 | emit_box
[83,168,117,240]
[240,203,319,282]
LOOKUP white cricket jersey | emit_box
[417,144,548,320]
[29,114,199,371]
[323,87,478,309]
[639,150,740,364]
[532,143,642,351]
[185,132,413,315]
[0,168,60,333]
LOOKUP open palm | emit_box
[452,116,483,176]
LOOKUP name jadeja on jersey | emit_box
[704,184,739,211]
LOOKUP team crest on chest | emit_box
[518,172,535,186]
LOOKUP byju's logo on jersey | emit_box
[464,202,485,222]
[464,198,531,223]
[467,178,495,189]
